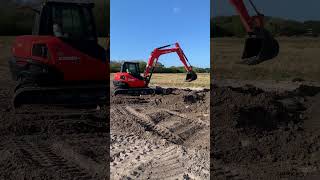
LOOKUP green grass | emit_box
[212,37,320,82]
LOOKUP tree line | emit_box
[211,16,320,38]
[0,0,108,37]
[111,61,210,73]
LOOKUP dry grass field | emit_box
[110,73,210,89]
[212,37,320,82]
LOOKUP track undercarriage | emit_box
[114,86,173,96]
[13,82,108,109]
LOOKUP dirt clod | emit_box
[183,91,205,104]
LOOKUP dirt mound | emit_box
[293,85,320,97]
[212,84,320,179]
[183,91,206,104]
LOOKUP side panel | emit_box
[11,35,108,82]
[49,38,108,81]
[114,72,146,88]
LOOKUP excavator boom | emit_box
[144,43,196,85]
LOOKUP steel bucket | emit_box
[241,28,279,65]
[185,71,197,82]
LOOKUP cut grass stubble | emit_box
[110,73,210,89]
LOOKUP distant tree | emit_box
[211,16,320,38]
[110,61,209,73]
[0,0,107,36]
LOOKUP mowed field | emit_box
[110,73,210,89]
[212,37,320,81]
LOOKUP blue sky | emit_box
[212,0,320,21]
[111,0,210,68]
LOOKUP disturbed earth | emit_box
[212,80,320,179]
[0,58,109,179]
[110,88,210,179]
[0,95,109,180]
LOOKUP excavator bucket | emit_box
[185,71,197,82]
[241,28,279,65]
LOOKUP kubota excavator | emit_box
[113,43,197,95]
[9,0,108,108]
[228,0,279,65]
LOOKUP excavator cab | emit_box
[120,62,144,80]
[241,28,279,65]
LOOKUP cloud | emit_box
[173,7,181,14]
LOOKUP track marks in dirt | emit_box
[110,91,210,179]
[110,133,162,179]
[127,146,188,180]
[126,106,184,144]
[125,106,207,145]
[10,108,107,136]
[13,138,96,179]
[110,133,188,179]
[161,108,210,126]
[211,165,246,180]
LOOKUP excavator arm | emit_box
[228,0,279,65]
[229,0,264,32]
[143,43,197,86]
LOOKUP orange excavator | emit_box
[113,0,278,96]
[113,43,197,95]
[9,0,108,108]
[228,0,279,65]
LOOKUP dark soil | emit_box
[0,57,109,179]
[211,84,320,179]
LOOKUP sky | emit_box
[111,0,210,68]
[212,0,320,22]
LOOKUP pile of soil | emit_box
[212,84,320,179]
